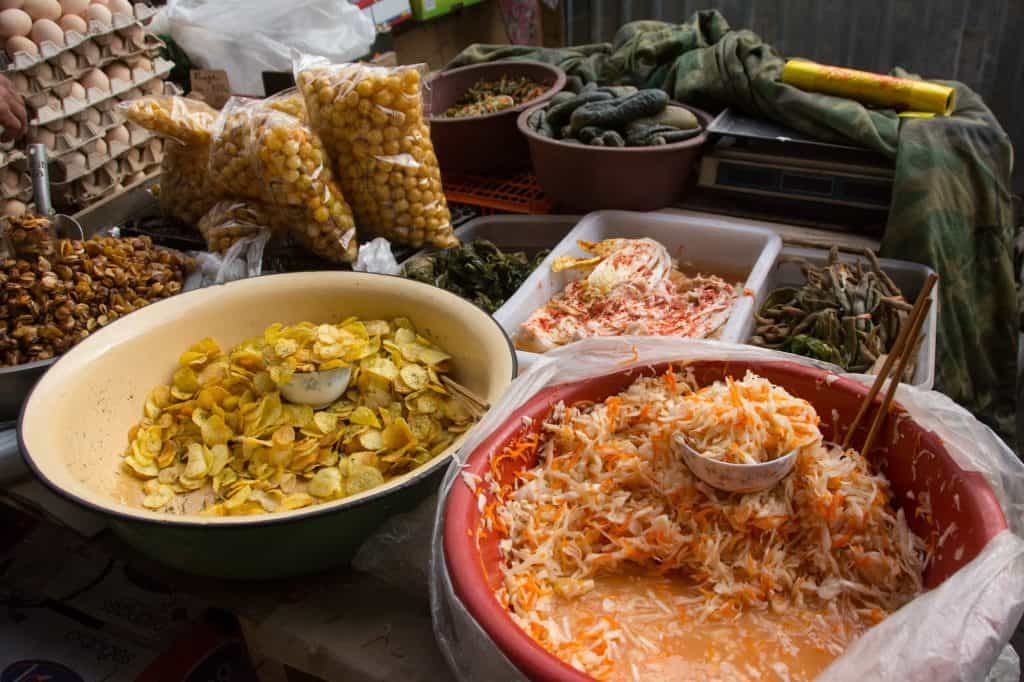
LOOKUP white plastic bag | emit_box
[353,237,401,276]
[422,337,1024,681]
[165,0,375,96]
[183,229,272,290]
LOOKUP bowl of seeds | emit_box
[426,60,566,174]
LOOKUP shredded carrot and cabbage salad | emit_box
[472,369,925,681]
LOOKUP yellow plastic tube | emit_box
[782,59,955,116]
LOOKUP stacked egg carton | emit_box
[0,0,176,215]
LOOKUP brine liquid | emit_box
[550,574,853,682]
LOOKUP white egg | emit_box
[57,13,84,33]
[65,80,83,100]
[3,199,26,216]
[90,0,107,5]
[58,0,87,14]
[77,37,97,62]
[23,0,59,21]
[31,59,51,80]
[9,70,27,91]
[83,2,108,25]
[64,150,85,167]
[80,67,108,92]
[30,18,63,46]
[106,0,128,15]
[5,34,35,56]
[0,0,23,9]
[54,50,75,73]
[2,168,20,188]
[105,123,127,143]
[104,60,128,82]
[29,126,53,147]
[128,55,149,72]
[79,106,100,125]
[0,8,32,37]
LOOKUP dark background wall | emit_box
[563,0,1023,191]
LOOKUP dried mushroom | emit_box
[0,219,194,367]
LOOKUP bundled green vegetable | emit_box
[526,85,702,147]
[402,240,548,313]
[752,248,919,379]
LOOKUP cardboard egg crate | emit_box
[25,80,180,163]
[0,163,31,203]
[51,134,164,208]
[10,31,164,96]
[0,4,158,73]
[27,57,174,126]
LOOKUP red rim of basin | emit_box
[443,359,1008,682]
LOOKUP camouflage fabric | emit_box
[451,10,1018,446]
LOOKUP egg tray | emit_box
[28,58,174,126]
[35,82,177,161]
[11,31,165,96]
[26,80,181,162]
[0,167,31,203]
[50,137,163,207]
[1,4,158,74]
[50,125,161,185]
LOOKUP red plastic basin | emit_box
[443,359,1007,682]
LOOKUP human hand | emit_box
[0,75,27,143]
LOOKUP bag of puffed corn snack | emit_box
[207,96,359,263]
[123,96,221,226]
[294,56,458,250]
[122,95,218,146]
[197,199,279,253]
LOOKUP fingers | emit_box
[0,106,19,143]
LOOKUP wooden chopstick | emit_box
[441,375,490,413]
[860,295,932,457]
[842,273,938,453]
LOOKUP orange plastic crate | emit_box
[442,172,553,215]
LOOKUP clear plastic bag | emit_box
[295,56,458,250]
[417,337,1024,681]
[157,141,217,226]
[121,95,218,146]
[197,199,280,253]
[165,0,375,96]
[183,229,272,290]
[207,97,359,263]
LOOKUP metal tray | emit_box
[753,245,938,389]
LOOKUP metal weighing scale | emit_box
[697,109,895,216]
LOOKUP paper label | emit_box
[190,69,231,109]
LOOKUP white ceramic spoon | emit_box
[671,432,797,494]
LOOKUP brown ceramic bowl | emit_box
[426,60,566,174]
[19,271,517,579]
[517,101,713,211]
[444,359,1007,680]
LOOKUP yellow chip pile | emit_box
[208,99,358,263]
[265,90,308,121]
[122,318,477,517]
[297,61,458,249]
